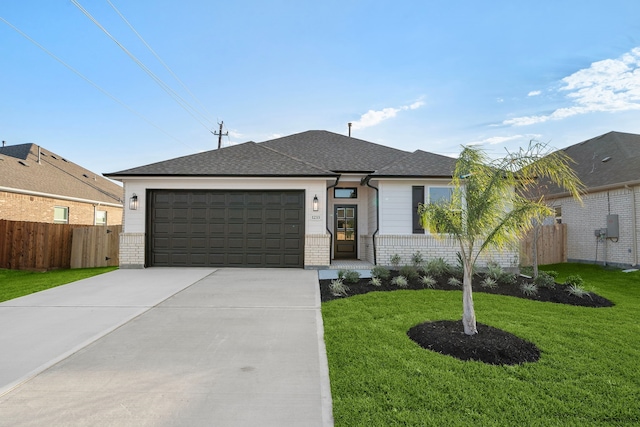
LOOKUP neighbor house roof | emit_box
[546,131,640,196]
[106,130,456,179]
[0,143,123,205]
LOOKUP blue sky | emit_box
[2,1,640,175]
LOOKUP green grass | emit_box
[0,267,117,302]
[322,263,640,426]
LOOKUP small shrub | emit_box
[369,276,383,287]
[399,265,419,280]
[337,269,347,279]
[411,251,424,267]
[520,283,539,296]
[565,275,585,287]
[420,275,437,288]
[423,257,451,277]
[543,270,559,278]
[486,262,504,281]
[390,254,401,268]
[447,277,462,287]
[329,278,349,297]
[391,275,409,288]
[480,277,498,289]
[342,270,361,284]
[500,272,517,285]
[567,284,591,299]
[370,265,390,280]
[534,272,556,288]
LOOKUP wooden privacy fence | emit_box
[70,225,121,268]
[0,219,121,270]
[519,223,567,267]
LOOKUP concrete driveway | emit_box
[0,268,333,426]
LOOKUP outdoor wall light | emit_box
[129,193,138,210]
[313,195,319,211]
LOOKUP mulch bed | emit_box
[320,270,614,365]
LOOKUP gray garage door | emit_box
[148,190,305,267]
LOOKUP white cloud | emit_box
[467,133,542,146]
[351,99,425,130]
[504,47,640,126]
[528,90,541,96]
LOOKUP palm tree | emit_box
[418,142,583,335]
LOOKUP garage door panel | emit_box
[246,223,263,234]
[265,224,282,234]
[149,190,304,267]
[228,224,244,234]
[228,208,245,220]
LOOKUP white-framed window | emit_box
[54,206,69,224]
[428,186,454,205]
[95,210,107,226]
[427,186,460,234]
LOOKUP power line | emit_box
[105,0,215,126]
[71,0,213,131]
[0,16,192,149]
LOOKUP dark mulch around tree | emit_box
[407,320,541,365]
[320,270,614,365]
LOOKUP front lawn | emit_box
[322,263,640,426]
[0,267,117,303]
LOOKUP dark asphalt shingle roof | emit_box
[371,149,456,177]
[546,131,640,195]
[0,143,123,204]
[260,130,411,172]
[106,130,456,178]
[107,141,337,177]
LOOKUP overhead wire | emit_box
[71,0,214,132]
[105,0,215,126]
[0,16,193,150]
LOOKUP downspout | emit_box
[363,176,379,265]
[326,176,340,261]
[627,185,639,267]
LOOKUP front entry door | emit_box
[334,205,357,259]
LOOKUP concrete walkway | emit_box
[0,268,333,426]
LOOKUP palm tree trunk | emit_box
[462,260,478,335]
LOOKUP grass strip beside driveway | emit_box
[322,263,640,426]
[0,267,117,303]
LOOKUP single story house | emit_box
[543,131,640,268]
[105,130,519,269]
[0,143,124,225]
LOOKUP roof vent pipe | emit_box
[348,122,352,137]
[2,141,5,147]
[38,146,41,164]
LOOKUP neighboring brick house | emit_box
[543,131,640,268]
[0,143,123,225]
[106,130,519,269]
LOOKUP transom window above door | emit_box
[334,188,357,199]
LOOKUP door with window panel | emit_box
[334,205,357,259]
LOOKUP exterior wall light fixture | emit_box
[129,193,138,210]
[313,195,319,211]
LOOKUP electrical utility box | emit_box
[607,214,619,239]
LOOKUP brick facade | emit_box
[552,185,640,267]
[119,232,145,268]
[373,234,519,269]
[0,190,123,225]
[304,234,330,267]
